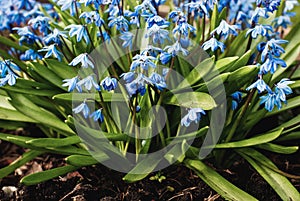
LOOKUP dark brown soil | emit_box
[1,139,300,201]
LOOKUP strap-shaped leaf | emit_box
[237,149,300,200]
[211,128,283,148]
[0,150,44,179]
[0,107,37,123]
[25,135,81,147]
[20,165,79,186]
[66,154,108,167]
[53,92,124,102]
[163,92,216,110]
[255,143,298,154]
[8,92,75,136]
[185,159,258,201]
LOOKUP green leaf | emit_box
[0,107,37,123]
[8,92,75,136]
[0,35,29,51]
[0,150,44,179]
[237,149,300,201]
[255,143,298,154]
[211,128,283,148]
[21,165,79,186]
[53,92,124,102]
[176,57,215,89]
[277,132,300,142]
[216,56,239,72]
[226,50,252,72]
[185,159,258,201]
[123,155,163,183]
[0,120,27,130]
[66,154,108,167]
[27,61,66,90]
[163,92,216,110]
[44,59,78,79]
[210,4,219,32]
[26,136,81,147]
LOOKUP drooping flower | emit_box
[124,10,140,27]
[119,32,134,49]
[69,53,94,68]
[28,16,50,34]
[101,77,118,91]
[260,92,279,112]
[202,37,226,52]
[20,49,43,61]
[77,75,100,91]
[275,78,294,102]
[38,44,63,61]
[43,28,68,45]
[260,54,287,74]
[149,72,167,91]
[65,24,90,44]
[90,109,104,122]
[246,24,273,39]
[0,71,18,86]
[211,20,238,40]
[231,91,243,110]
[130,54,157,71]
[147,15,169,28]
[258,39,288,62]
[135,0,157,15]
[13,26,39,45]
[125,73,148,97]
[145,24,170,44]
[62,76,81,92]
[251,7,269,23]
[164,41,189,57]
[108,16,129,32]
[120,72,135,83]
[80,11,105,27]
[181,108,206,127]
[246,78,270,93]
[57,0,80,16]
[73,100,90,118]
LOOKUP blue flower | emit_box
[130,54,157,71]
[135,0,157,15]
[202,37,226,52]
[259,39,287,62]
[260,54,286,74]
[124,10,140,27]
[125,73,147,97]
[101,77,118,91]
[73,100,90,118]
[120,72,135,83]
[20,49,43,61]
[149,72,167,91]
[105,5,119,17]
[28,16,50,34]
[211,20,238,40]
[284,0,299,13]
[62,76,81,92]
[273,15,293,29]
[256,0,281,12]
[90,109,104,122]
[79,0,103,8]
[275,78,294,102]
[80,11,105,27]
[57,0,80,16]
[77,75,100,91]
[181,108,206,127]
[169,8,185,23]
[147,15,169,28]
[145,24,170,44]
[164,41,189,57]
[231,91,243,110]
[260,92,280,112]
[246,24,273,39]
[173,19,196,38]
[69,53,94,68]
[108,16,129,32]
[65,24,90,44]
[186,1,209,19]
[0,71,18,86]
[43,28,68,45]
[38,44,63,61]
[251,7,269,23]
[119,32,134,49]
[160,51,172,64]
[246,78,271,93]
[16,0,34,10]
[13,26,39,45]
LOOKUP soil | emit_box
[1,137,299,201]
